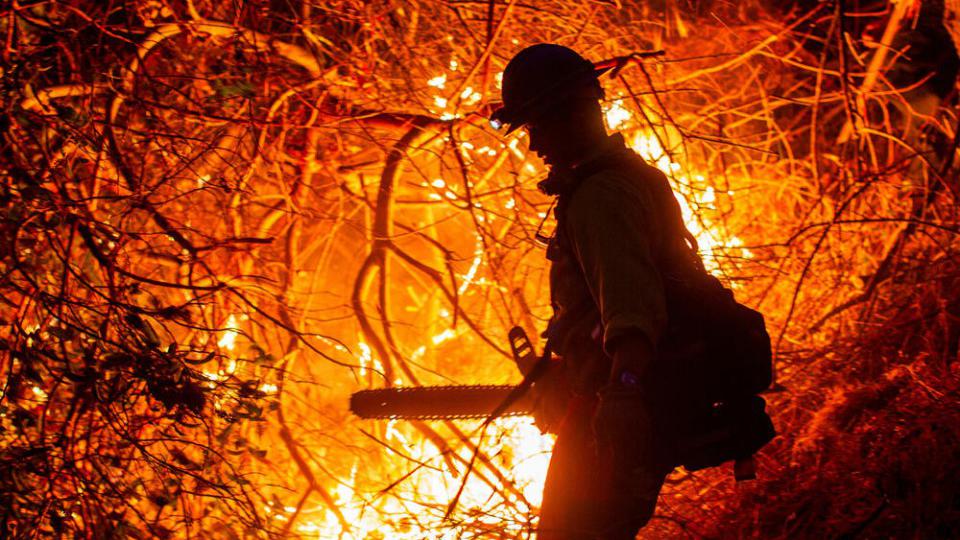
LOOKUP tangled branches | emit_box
[1,0,959,538]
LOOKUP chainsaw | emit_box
[349,327,544,420]
[351,327,771,482]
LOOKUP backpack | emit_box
[655,267,776,472]
[552,145,776,474]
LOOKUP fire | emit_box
[605,103,752,272]
[217,314,240,351]
[308,75,754,538]
[603,99,632,130]
[457,240,484,295]
[431,328,456,345]
[11,4,955,539]
[496,419,555,506]
[303,417,553,539]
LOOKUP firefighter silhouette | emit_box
[493,43,676,540]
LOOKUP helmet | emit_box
[491,44,610,134]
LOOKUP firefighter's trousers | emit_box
[537,394,673,540]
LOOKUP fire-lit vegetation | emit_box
[1,1,958,538]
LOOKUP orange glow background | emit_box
[2,1,959,538]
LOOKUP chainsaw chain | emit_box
[351,384,528,420]
[358,384,517,393]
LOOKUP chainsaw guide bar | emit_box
[350,385,535,420]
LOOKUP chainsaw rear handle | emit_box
[508,326,537,375]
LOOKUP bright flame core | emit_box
[297,417,553,539]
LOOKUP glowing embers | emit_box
[217,314,240,351]
[424,55,488,122]
[457,238,484,295]
[431,328,456,345]
[357,341,385,379]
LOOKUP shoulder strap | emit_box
[553,149,706,276]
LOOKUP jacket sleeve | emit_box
[564,170,668,355]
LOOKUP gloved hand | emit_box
[529,359,569,434]
[592,384,653,461]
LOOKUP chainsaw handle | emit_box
[508,326,537,376]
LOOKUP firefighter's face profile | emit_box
[525,106,582,168]
[524,91,604,169]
